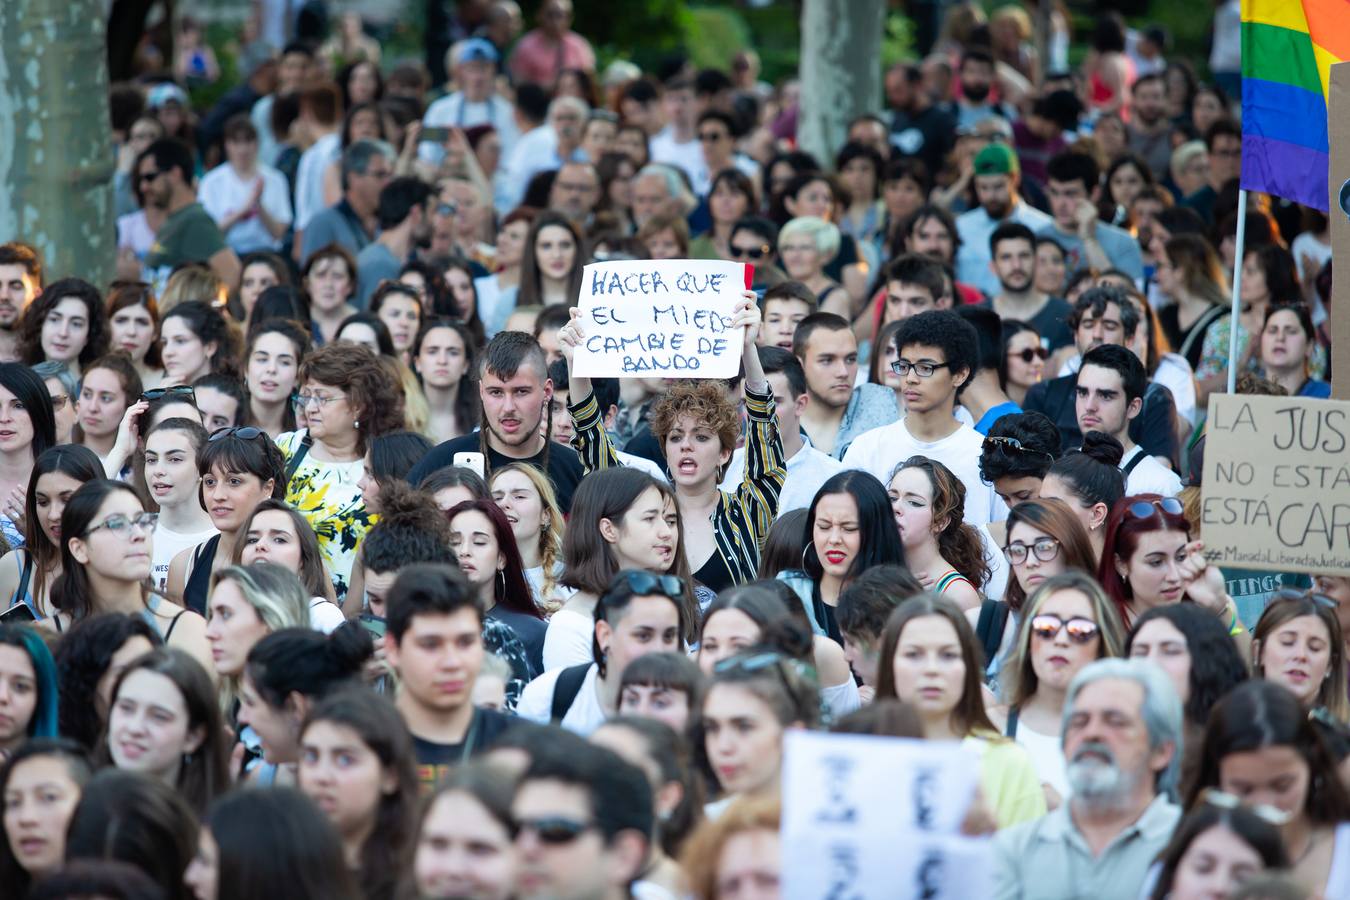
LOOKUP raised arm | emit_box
[557,308,620,474]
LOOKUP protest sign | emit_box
[1201,393,1350,575]
[781,731,992,900]
[570,259,749,379]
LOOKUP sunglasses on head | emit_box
[611,570,685,601]
[1030,614,1099,644]
[1269,588,1339,611]
[141,385,196,403]
[982,435,1055,461]
[209,426,267,442]
[514,816,594,845]
[1009,346,1050,363]
[1124,497,1185,520]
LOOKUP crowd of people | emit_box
[0,0,1344,898]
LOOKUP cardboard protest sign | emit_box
[781,731,992,900]
[1201,393,1350,575]
[1332,62,1350,400]
[571,259,749,379]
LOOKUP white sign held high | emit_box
[781,731,993,900]
[571,259,749,379]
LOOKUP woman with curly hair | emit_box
[158,300,241,384]
[888,455,989,610]
[558,293,785,593]
[277,342,404,600]
[18,279,110,379]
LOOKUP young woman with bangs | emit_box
[0,363,59,550]
[544,467,697,671]
[167,426,286,616]
[51,479,210,671]
[0,444,104,619]
[106,281,165,390]
[991,571,1126,807]
[559,292,785,595]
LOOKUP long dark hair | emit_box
[204,787,362,900]
[245,318,311,433]
[446,498,543,620]
[1148,802,1288,900]
[517,211,584,307]
[1183,680,1350,825]
[64,769,198,900]
[54,613,163,749]
[366,430,434,489]
[599,716,704,858]
[0,739,93,895]
[50,481,152,621]
[245,622,373,710]
[301,689,418,900]
[411,316,480,436]
[1126,603,1247,730]
[801,470,905,582]
[18,278,111,368]
[0,362,57,459]
[21,444,104,604]
[161,300,241,378]
[100,648,229,816]
[230,498,335,601]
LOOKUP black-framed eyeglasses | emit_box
[209,426,267,442]
[729,244,769,260]
[982,435,1055,461]
[1004,537,1061,565]
[513,816,595,845]
[891,360,951,378]
[611,570,685,601]
[1124,497,1185,520]
[1030,614,1099,644]
[85,512,159,538]
[1009,346,1050,363]
[141,385,196,403]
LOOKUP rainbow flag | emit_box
[1240,0,1346,211]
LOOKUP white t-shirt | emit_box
[649,126,703,181]
[294,132,341,230]
[151,523,219,592]
[197,162,293,254]
[516,662,607,735]
[721,439,845,518]
[1121,445,1183,497]
[542,607,593,671]
[841,418,1008,526]
[309,597,346,633]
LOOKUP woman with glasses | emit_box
[693,648,819,815]
[1147,797,1289,900]
[106,282,165,390]
[0,364,58,550]
[889,456,989,611]
[0,445,103,619]
[33,362,79,446]
[519,569,686,736]
[1185,680,1350,896]
[245,320,310,439]
[1127,604,1249,786]
[50,480,210,670]
[999,321,1047,407]
[1252,592,1348,720]
[158,301,239,387]
[278,342,404,602]
[1098,494,1244,639]
[980,499,1096,689]
[693,170,757,261]
[297,688,418,900]
[876,594,1046,827]
[777,217,847,316]
[992,572,1125,807]
[166,425,285,616]
[303,244,360,346]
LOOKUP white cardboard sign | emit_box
[570,258,748,378]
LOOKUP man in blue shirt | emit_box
[1037,151,1143,282]
[954,306,1021,434]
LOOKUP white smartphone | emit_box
[453,451,486,479]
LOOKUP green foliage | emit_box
[565,0,693,71]
[684,8,752,71]
[880,11,915,68]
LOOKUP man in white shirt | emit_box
[690,109,759,197]
[1075,344,1182,497]
[843,310,1006,527]
[420,38,520,166]
[955,143,1052,297]
[500,95,588,211]
[722,347,844,516]
[198,115,293,255]
[292,83,343,235]
[648,76,702,181]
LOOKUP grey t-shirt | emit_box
[1037,221,1144,282]
[355,242,402,309]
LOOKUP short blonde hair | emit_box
[1170,140,1208,182]
[778,216,841,260]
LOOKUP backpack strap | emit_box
[1005,705,1020,738]
[1121,447,1149,478]
[15,552,33,609]
[975,598,1010,669]
[284,432,314,488]
[550,664,590,724]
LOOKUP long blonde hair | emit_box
[489,462,564,613]
[210,563,311,712]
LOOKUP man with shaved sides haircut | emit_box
[409,331,586,511]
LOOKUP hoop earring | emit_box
[801,541,815,570]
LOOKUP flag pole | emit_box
[1225,190,1249,395]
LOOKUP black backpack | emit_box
[549,664,590,723]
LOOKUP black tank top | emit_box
[183,535,222,615]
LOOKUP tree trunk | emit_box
[0,0,116,287]
[797,0,886,171]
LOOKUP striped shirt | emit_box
[569,383,786,592]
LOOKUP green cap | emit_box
[974,143,1019,177]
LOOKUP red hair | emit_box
[1096,493,1191,626]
